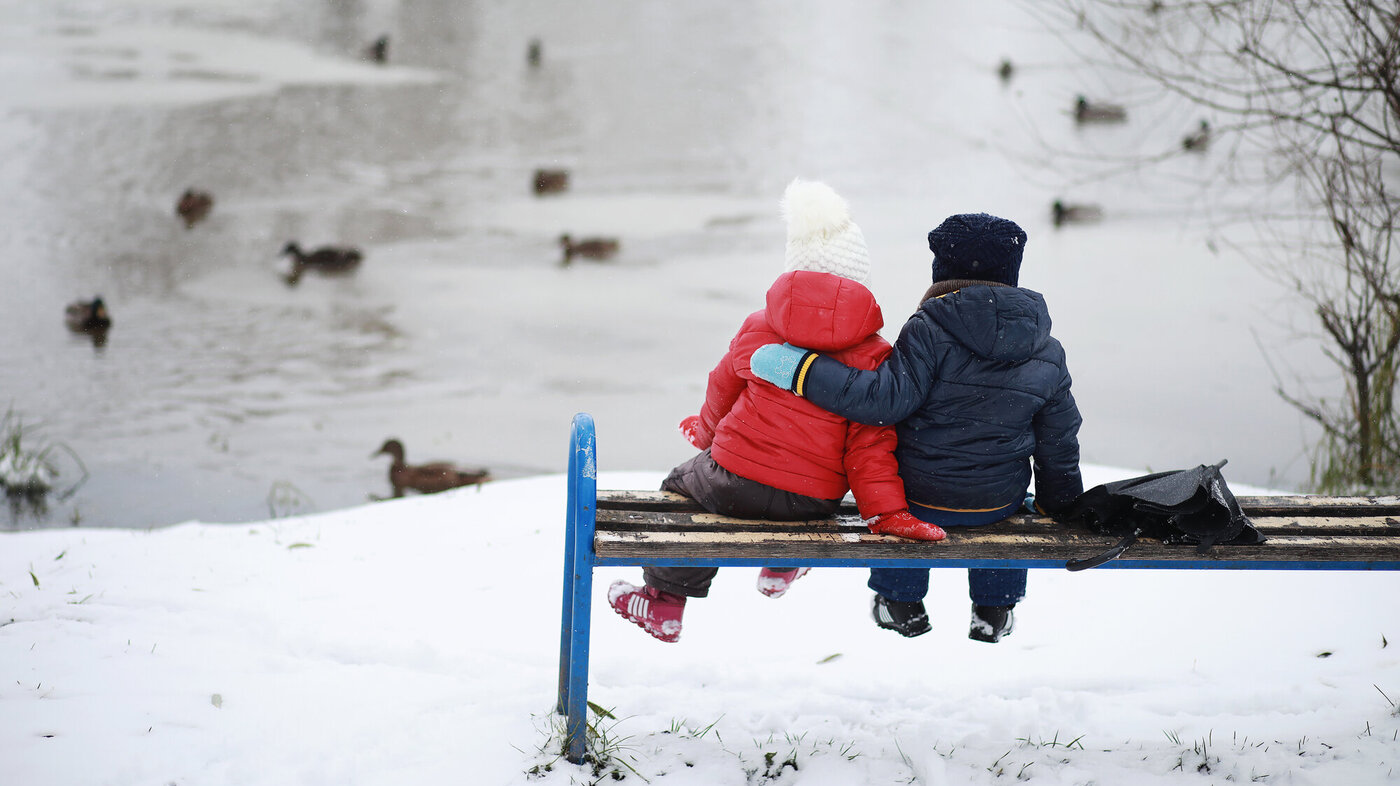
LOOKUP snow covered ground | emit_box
[4,466,1399,785]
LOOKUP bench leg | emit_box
[556,469,579,715]
[558,413,597,765]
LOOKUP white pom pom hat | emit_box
[780,178,871,286]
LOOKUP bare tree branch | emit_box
[1031,0,1400,491]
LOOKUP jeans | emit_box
[867,500,1027,606]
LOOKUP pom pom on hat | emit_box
[781,179,871,286]
[928,213,1027,287]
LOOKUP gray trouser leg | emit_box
[643,566,718,598]
[661,450,841,520]
[644,450,841,598]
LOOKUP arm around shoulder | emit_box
[799,319,938,426]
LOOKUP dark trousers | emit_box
[644,450,841,598]
[867,500,1028,607]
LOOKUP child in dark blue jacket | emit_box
[751,213,1084,642]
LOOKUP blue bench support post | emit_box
[557,413,597,765]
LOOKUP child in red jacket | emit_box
[609,179,942,643]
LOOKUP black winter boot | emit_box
[969,603,1015,643]
[872,594,931,638]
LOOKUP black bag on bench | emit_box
[1059,460,1266,571]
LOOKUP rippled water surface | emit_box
[1,0,1328,529]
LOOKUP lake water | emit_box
[0,0,1330,530]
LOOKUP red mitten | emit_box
[678,415,710,449]
[868,510,947,542]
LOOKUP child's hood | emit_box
[921,285,1052,362]
[763,270,884,352]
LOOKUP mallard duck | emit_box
[366,35,389,64]
[527,38,542,67]
[176,188,213,229]
[1052,199,1104,227]
[1182,119,1211,151]
[65,296,112,332]
[281,241,363,286]
[533,168,569,195]
[372,439,490,497]
[559,234,619,265]
[1074,95,1127,124]
[997,58,1014,83]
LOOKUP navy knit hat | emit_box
[927,213,1028,287]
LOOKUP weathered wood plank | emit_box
[599,530,1399,550]
[591,491,1400,566]
[1245,515,1400,535]
[597,490,702,511]
[1236,495,1400,515]
[597,490,1400,520]
[597,510,868,532]
[597,508,1400,538]
[594,530,1400,563]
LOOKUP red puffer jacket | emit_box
[689,270,906,519]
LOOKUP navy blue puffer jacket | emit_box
[799,283,1083,513]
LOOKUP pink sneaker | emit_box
[608,581,686,643]
[756,567,810,598]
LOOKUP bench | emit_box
[555,412,1400,764]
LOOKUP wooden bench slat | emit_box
[598,491,1400,520]
[597,490,701,511]
[598,530,1400,550]
[1244,515,1400,535]
[597,510,868,532]
[595,530,1400,563]
[1236,495,1400,515]
[597,507,1400,539]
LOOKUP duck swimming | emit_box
[281,242,363,286]
[1052,199,1105,227]
[534,168,569,195]
[559,234,619,266]
[1182,120,1211,151]
[366,35,389,64]
[65,296,112,332]
[372,439,491,497]
[1074,95,1127,124]
[176,189,213,229]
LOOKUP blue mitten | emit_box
[750,343,814,392]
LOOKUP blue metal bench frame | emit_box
[556,412,1400,764]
